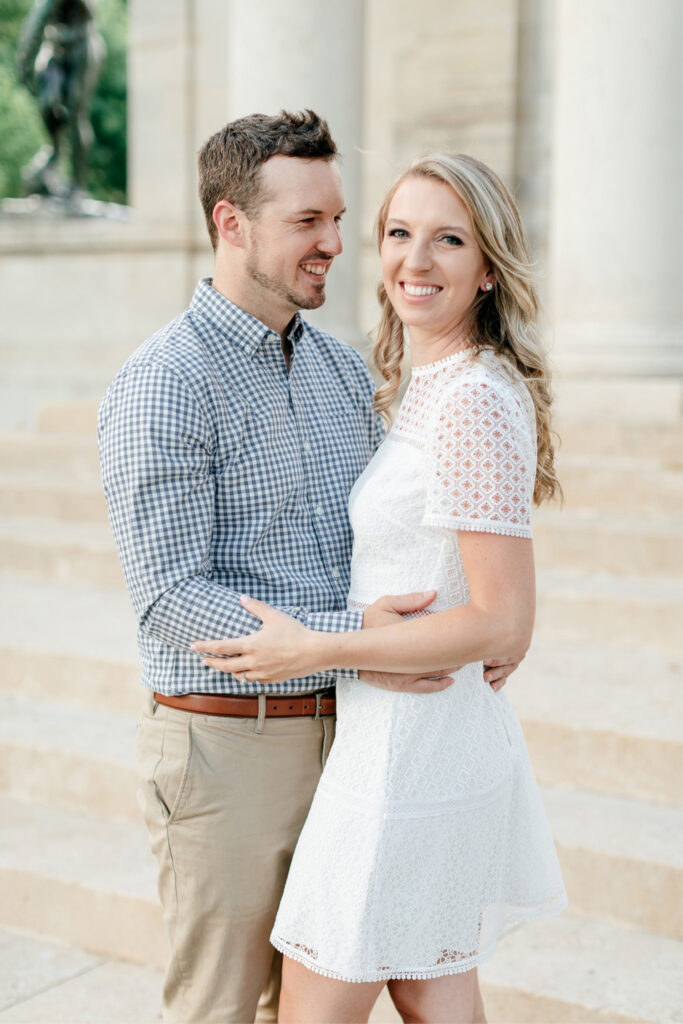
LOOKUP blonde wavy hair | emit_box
[373,153,559,505]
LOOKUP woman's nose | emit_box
[403,240,432,271]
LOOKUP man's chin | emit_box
[293,287,326,311]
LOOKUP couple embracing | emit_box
[98,110,566,1024]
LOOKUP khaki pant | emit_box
[136,691,335,1024]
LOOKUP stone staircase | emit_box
[0,386,681,1024]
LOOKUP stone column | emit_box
[225,0,366,343]
[547,0,682,376]
[513,0,556,280]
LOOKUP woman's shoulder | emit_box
[436,348,528,406]
[431,349,536,445]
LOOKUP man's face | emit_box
[242,156,345,327]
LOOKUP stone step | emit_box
[0,797,167,970]
[554,377,682,426]
[1,510,682,603]
[535,570,682,657]
[557,418,682,465]
[0,927,163,1024]
[542,785,682,939]
[0,644,141,715]
[512,640,682,805]
[1,631,679,805]
[0,434,100,480]
[4,921,683,1024]
[0,518,123,588]
[0,473,108,523]
[0,574,680,801]
[0,689,680,939]
[0,385,99,435]
[554,457,683,518]
[478,913,682,1024]
[37,399,100,436]
[533,509,682,578]
[0,796,679,1023]
[0,696,139,823]
[0,926,398,1023]
[0,341,132,374]
[1,458,679,528]
[0,578,138,665]
[35,382,683,459]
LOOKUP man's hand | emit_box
[483,653,526,692]
[359,668,454,695]
[360,591,456,694]
[362,590,437,629]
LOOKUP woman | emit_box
[195,154,567,1023]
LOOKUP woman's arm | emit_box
[193,531,535,684]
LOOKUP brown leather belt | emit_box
[154,688,336,718]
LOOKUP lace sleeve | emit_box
[422,377,535,538]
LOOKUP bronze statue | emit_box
[16,0,105,199]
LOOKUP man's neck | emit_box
[211,268,292,340]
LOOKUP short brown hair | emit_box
[198,109,338,249]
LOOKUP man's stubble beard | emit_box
[245,234,326,313]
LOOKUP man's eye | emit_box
[300,218,316,224]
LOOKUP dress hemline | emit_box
[270,896,568,984]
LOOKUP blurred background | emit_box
[0,2,681,1022]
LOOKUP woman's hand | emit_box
[191,597,323,684]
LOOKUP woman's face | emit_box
[380,176,492,344]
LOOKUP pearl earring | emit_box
[484,282,493,292]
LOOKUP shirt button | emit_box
[331,567,340,580]
[315,505,324,517]
[303,441,312,453]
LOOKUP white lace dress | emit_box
[270,348,567,982]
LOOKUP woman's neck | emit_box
[408,325,472,367]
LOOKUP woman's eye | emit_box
[441,234,463,246]
[388,228,408,239]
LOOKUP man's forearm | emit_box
[142,575,362,682]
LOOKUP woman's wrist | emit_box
[301,626,338,675]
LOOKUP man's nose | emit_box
[319,219,343,257]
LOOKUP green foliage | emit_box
[0,0,127,202]
[0,0,46,196]
[88,0,127,203]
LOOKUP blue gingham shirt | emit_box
[98,278,384,695]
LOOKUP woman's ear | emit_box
[213,199,248,249]
[481,268,496,293]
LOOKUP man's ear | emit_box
[213,200,249,248]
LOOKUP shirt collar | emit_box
[190,278,305,360]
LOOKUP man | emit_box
[99,110,515,1023]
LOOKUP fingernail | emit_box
[240,594,250,604]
